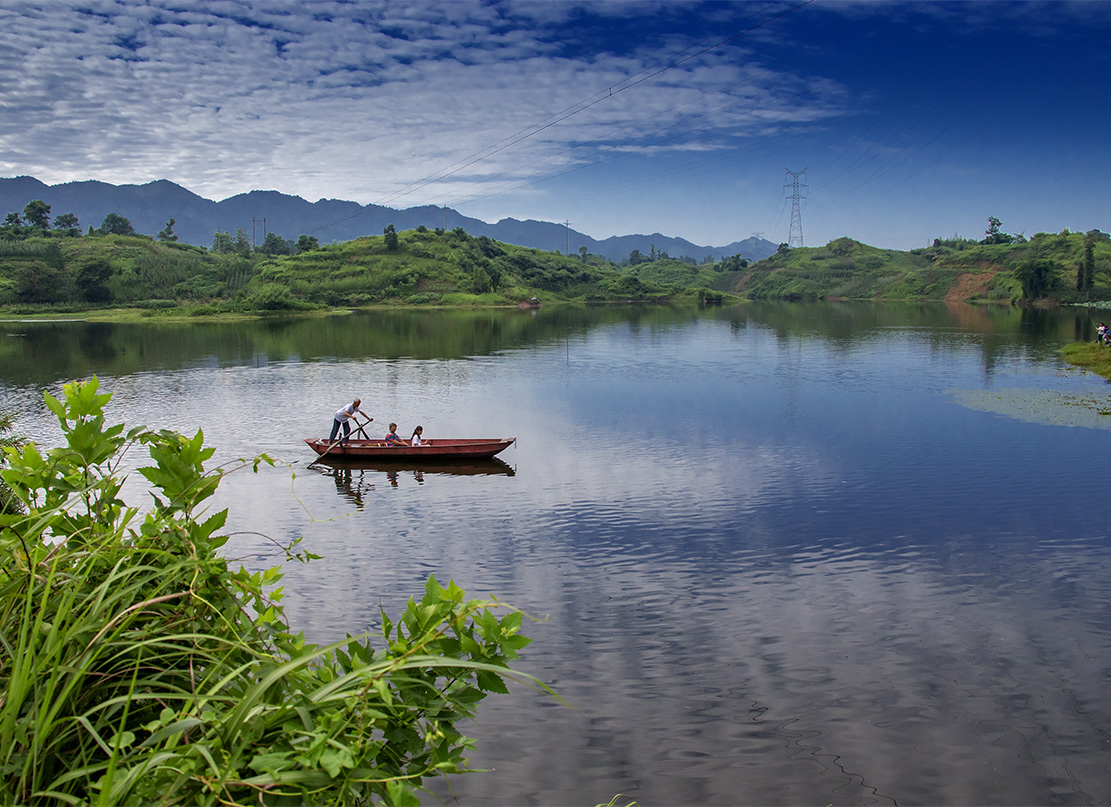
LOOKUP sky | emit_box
[1,0,1109,250]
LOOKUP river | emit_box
[2,302,1110,805]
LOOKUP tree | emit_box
[579,245,588,262]
[487,261,502,291]
[0,212,22,240]
[384,223,399,251]
[22,200,51,230]
[16,260,68,303]
[719,254,748,272]
[1079,232,1095,294]
[295,233,319,253]
[471,262,491,293]
[1014,257,1058,300]
[53,212,80,236]
[157,217,178,242]
[258,231,292,255]
[74,259,114,303]
[212,229,233,253]
[231,228,251,255]
[100,212,136,236]
[982,216,1014,245]
[777,243,790,254]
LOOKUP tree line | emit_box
[1,198,330,258]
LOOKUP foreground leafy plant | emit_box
[0,408,23,515]
[0,378,542,805]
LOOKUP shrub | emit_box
[0,379,545,805]
[249,282,298,310]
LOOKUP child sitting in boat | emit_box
[410,425,429,446]
[385,423,402,446]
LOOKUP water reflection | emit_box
[1,301,1101,389]
[319,464,373,509]
[309,457,515,499]
[3,303,1111,805]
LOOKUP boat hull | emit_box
[305,437,515,460]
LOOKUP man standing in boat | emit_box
[329,398,370,444]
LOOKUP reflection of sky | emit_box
[3,308,1111,804]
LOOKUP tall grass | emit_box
[0,379,548,805]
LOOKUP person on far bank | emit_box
[330,398,370,444]
[385,423,403,447]
[1099,323,1107,344]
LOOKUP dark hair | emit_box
[411,425,423,438]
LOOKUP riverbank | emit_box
[0,306,350,323]
[1060,341,1111,382]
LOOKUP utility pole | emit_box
[784,168,807,248]
[563,220,570,255]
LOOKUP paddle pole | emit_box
[353,414,374,439]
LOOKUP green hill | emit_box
[0,226,731,314]
[2,222,1109,315]
[726,231,1111,303]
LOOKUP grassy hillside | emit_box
[0,226,730,314]
[250,227,686,307]
[730,231,1111,303]
[3,225,1109,314]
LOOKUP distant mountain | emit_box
[0,176,777,263]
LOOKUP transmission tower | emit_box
[784,168,808,248]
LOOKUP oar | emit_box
[353,414,374,439]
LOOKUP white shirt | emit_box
[334,404,361,422]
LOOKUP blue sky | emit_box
[1,0,1108,250]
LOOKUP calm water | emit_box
[3,303,1111,805]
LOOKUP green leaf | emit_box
[386,780,421,807]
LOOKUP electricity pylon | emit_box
[784,168,808,248]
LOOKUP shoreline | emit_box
[1060,341,1111,382]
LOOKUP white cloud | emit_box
[0,0,835,211]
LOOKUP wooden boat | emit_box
[305,437,515,460]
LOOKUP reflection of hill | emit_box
[729,300,1091,380]
[0,307,710,385]
[0,303,1094,388]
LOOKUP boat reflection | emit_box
[311,457,515,500]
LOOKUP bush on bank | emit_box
[0,378,542,805]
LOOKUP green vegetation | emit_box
[737,226,1111,303]
[0,209,725,314]
[3,202,1110,313]
[0,409,23,515]
[0,379,545,804]
[1061,340,1111,382]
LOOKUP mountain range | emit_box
[0,176,777,264]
